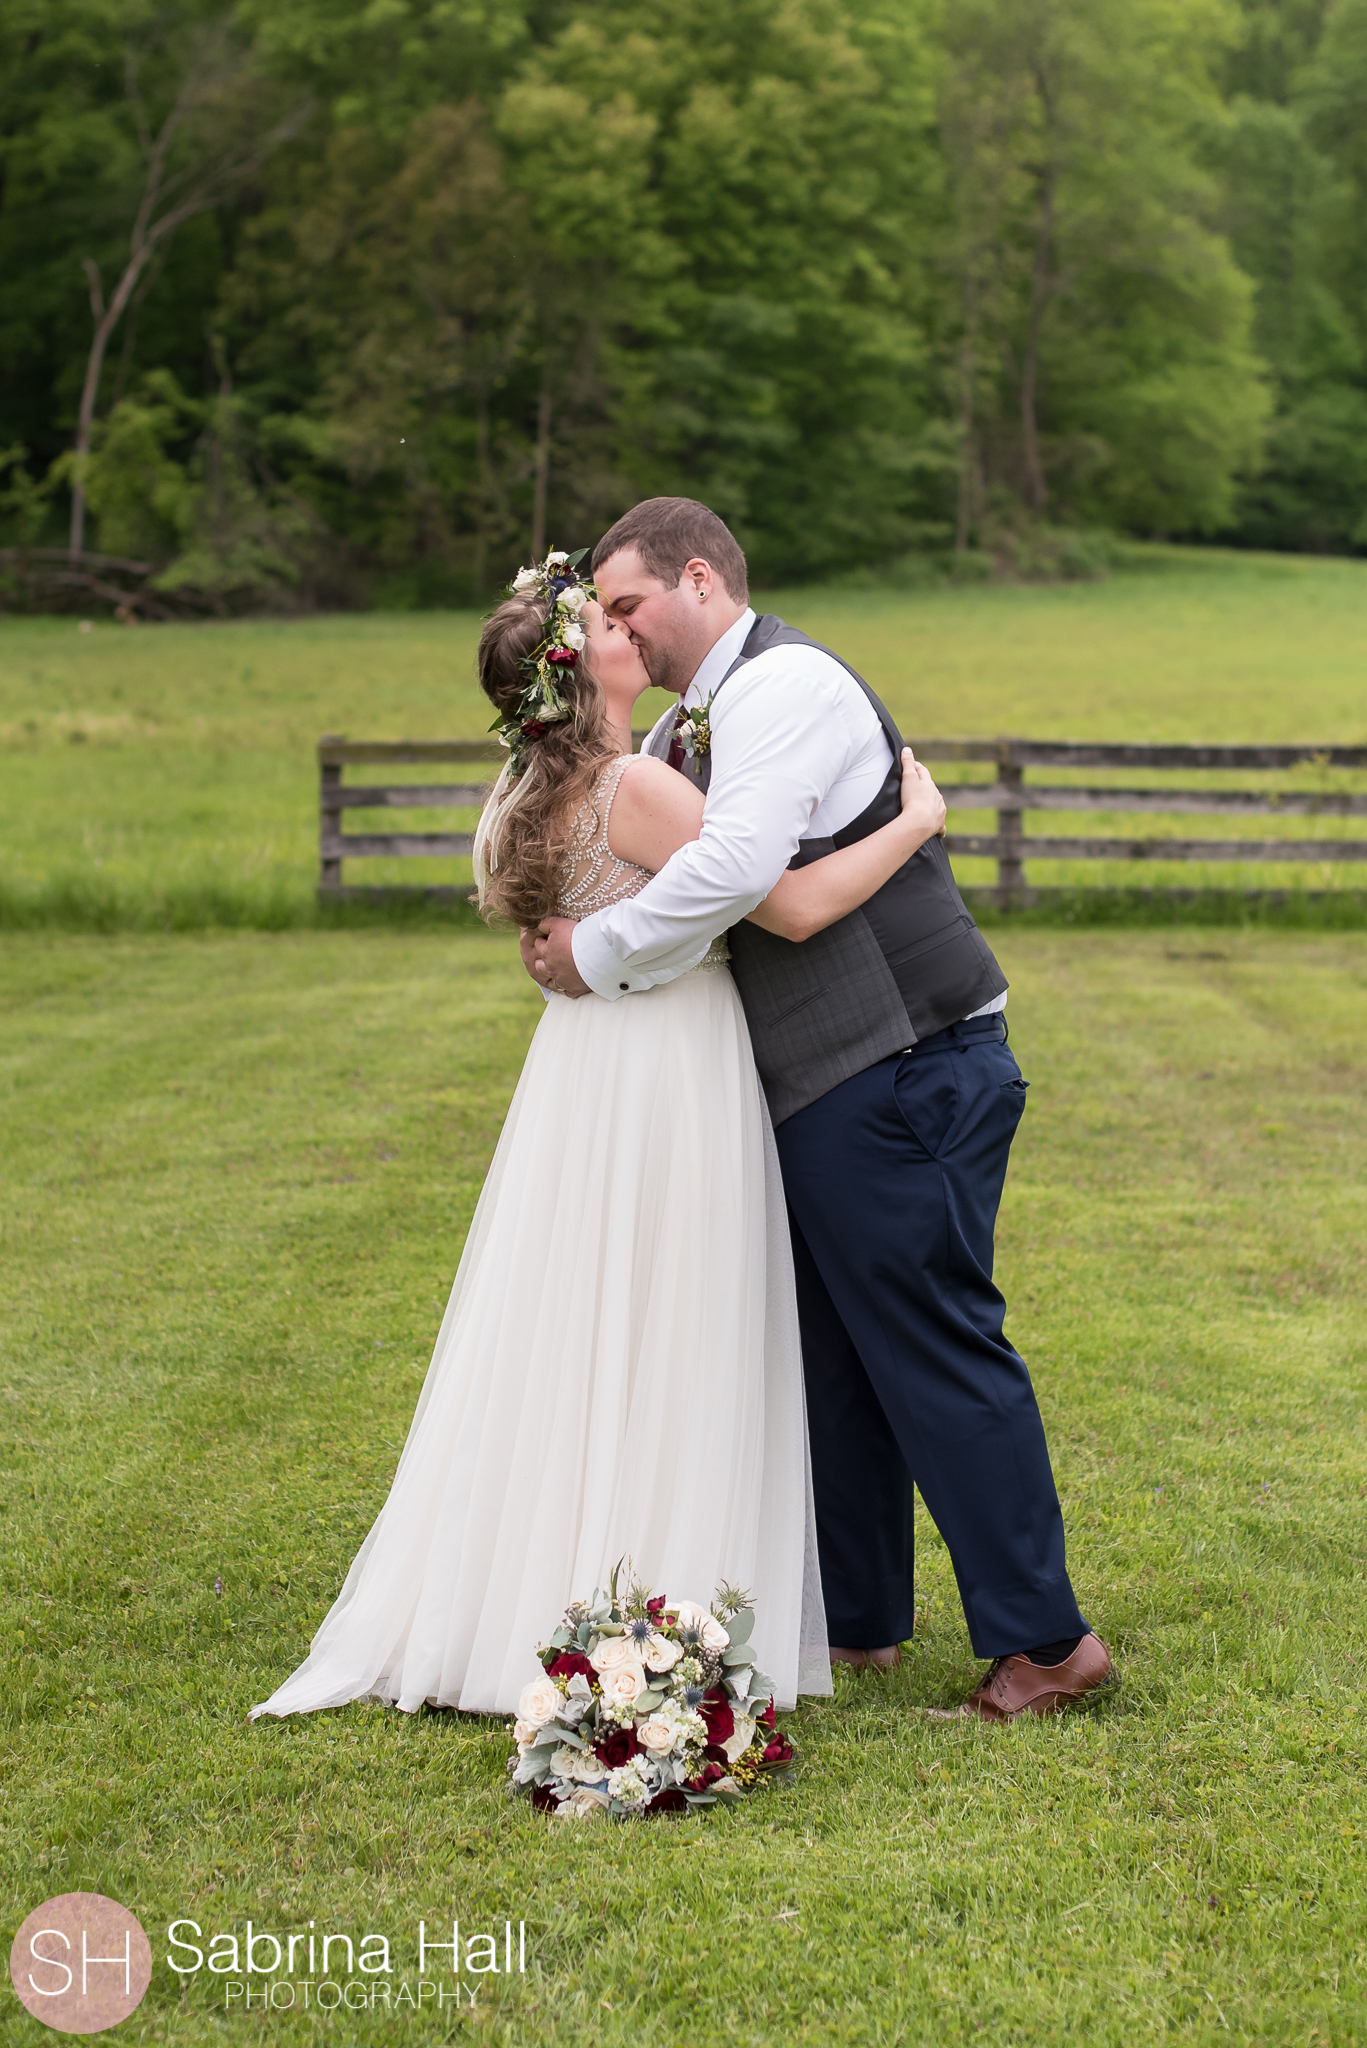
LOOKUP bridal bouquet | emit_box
[507,1574,795,1820]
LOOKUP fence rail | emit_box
[317,735,1367,907]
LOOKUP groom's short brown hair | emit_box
[591,497,749,602]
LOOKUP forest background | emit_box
[3,0,1367,612]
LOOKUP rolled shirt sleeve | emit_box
[571,651,870,999]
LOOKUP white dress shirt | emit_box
[571,605,1005,1021]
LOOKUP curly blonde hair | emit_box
[473,593,620,928]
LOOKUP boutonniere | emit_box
[675,693,715,762]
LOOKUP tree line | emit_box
[2,0,1365,611]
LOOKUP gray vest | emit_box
[648,614,1007,1125]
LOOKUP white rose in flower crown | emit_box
[642,1632,682,1673]
[557,584,587,614]
[556,1786,609,1819]
[600,1662,647,1709]
[590,1635,641,1675]
[700,1614,730,1652]
[561,619,586,652]
[512,566,538,592]
[517,1676,563,1727]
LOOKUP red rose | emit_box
[758,1697,776,1729]
[545,647,578,666]
[529,1783,558,1812]
[700,1690,734,1748]
[643,1788,687,1815]
[647,1595,667,1619]
[520,719,548,738]
[762,1733,793,1765]
[595,1726,640,1770]
[686,1760,725,1791]
[547,1651,595,1682]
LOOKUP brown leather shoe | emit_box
[932,1633,1112,1721]
[829,1647,869,1671]
[830,1644,902,1674]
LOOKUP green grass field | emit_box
[3,925,1366,2044]
[2,546,1366,926]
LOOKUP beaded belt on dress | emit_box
[689,936,731,974]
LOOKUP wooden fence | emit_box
[318,735,1367,908]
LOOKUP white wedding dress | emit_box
[251,756,829,1720]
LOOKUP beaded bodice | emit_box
[553,757,654,920]
[551,755,729,973]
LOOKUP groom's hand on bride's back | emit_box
[524,917,591,998]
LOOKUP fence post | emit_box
[319,738,342,895]
[996,745,1026,910]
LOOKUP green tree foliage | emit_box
[1,0,1364,606]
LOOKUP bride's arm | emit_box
[608,750,948,945]
[746,747,946,942]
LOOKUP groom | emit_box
[529,497,1110,1720]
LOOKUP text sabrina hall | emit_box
[168,1917,528,2013]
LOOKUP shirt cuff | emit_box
[571,917,654,999]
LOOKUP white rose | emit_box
[674,1601,709,1633]
[590,1635,640,1675]
[551,1744,607,1784]
[700,1616,730,1652]
[557,584,587,614]
[642,1633,682,1673]
[722,1712,756,1763]
[601,1663,646,1708]
[561,619,586,652]
[545,550,569,566]
[556,1786,608,1819]
[518,1676,563,1727]
[512,566,538,591]
[513,1717,543,1748]
[637,1714,676,1754]
[711,1775,742,1796]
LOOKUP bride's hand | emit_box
[899,746,947,842]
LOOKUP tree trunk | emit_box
[530,375,551,563]
[955,276,978,553]
[1019,164,1055,516]
[474,391,490,593]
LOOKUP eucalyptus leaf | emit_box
[549,1627,574,1649]
[634,1689,664,1712]
[725,1607,755,1646]
[721,1644,753,1667]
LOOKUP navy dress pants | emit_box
[774,1015,1084,1658]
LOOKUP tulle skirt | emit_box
[250,951,829,1719]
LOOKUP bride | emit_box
[251,551,947,1722]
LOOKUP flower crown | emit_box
[491,548,598,776]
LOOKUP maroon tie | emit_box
[666,705,687,773]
